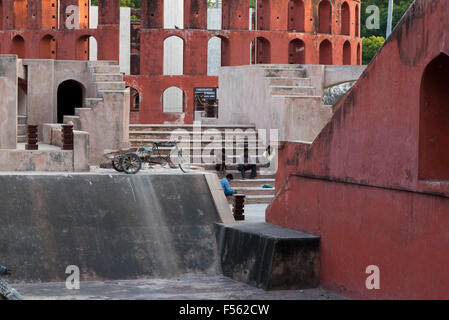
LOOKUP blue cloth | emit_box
[220,178,234,196]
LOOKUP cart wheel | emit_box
[120,153,142,174]
[178,148,191,173]
[112,156,124,172]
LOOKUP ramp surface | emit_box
[0,173,224,282]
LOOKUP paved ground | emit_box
[11,275,346,300]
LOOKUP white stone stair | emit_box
[128,123,276,205]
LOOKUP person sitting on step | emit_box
[220,174,235,196]
[237,148,257,179]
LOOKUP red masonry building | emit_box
[125,0,362,124]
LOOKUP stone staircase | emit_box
[62,61,125,131]
[262,65,322,100]
[17,115,27,143]
[129,124,276,205]
[41,60,128,165]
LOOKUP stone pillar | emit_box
[141,0,164,29]
[0,56,18,149]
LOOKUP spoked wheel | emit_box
[120,153,142,174]
[112,155,124,172]
[177,148,191,173]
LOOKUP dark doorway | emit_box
[419,53,449,180]
[343,41,351,65]
[318,0,332,34]
[319,39,332,65]
[288,0,305,32]
[289,39,306,64]
[341,2,350,35]
[251,37,271,64]
[57,80,83,123]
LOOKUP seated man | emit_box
[237,148,257,179]
[215,148,227,176]
[220,174,235,196]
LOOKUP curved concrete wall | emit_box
[0,173,228,282]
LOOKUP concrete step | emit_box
[267,77,311,87]
[96,82,126,90]
[17,116,27,125]
[270,86,316,96]
[230,178,275,187]
[17,124,26,136]
[93,65,121,74]
[227,194,274,204]
[130,139,263,148]
[17,135,27,143]
[94,74,123,82]
[89,60,117,66]
[260,64,307,70]
[129,124,257,132]
[85,98,103,108]
[63,115,82,130]
[215,222,320,290]
[233,186,275,196]
[129,131,260,140]
[264,68,308,78]
[147,145,266,152]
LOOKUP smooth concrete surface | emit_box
[217,64,365,143]
[0,173,231,282]
[215,222,320,290]
[11,275,345,300]
[0,55,18,149]
[0,149,73,171]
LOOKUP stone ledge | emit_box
[215,222,320,290]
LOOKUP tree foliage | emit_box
[361,0,414,38]
[361,0,413,64]
[362,36,385,65]
[91,0,140,8]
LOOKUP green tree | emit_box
[362,36,385,65]
[91,0,140,8]
[361,0,413,64]
[361,0,414,38]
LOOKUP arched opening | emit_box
[318,0,332,34]
[343,41,351,65]
[18,80,27,117]
[57,80,83,123]
[418,53,449,181]
[12,35,25,58]
[39,35,57,59]
[288,39,306,64]
[163,87,184,113]
[164,0,184,29]
[288,0,305,32]
[0,1,3,31]
[89,36,98,61]
[164,36,184,75]
[357,43,361,65]
[207,0,222,30]
[14,0,27,30]
[208,36,222,76]
[319,39,332,65]
[251,37,271,64]
[355,5,360,37]
[257,0,270,31]
[220,37,230,67]
[341,2,350,35]
[127,87,141,112]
